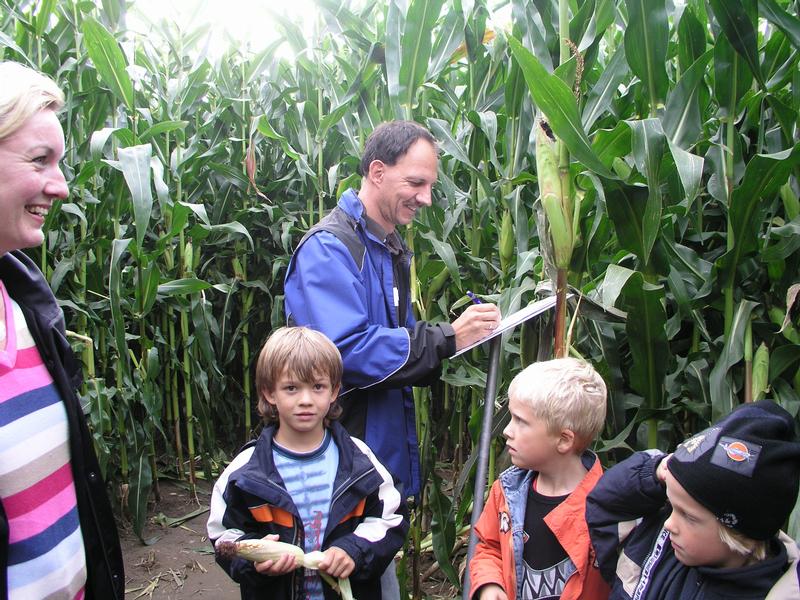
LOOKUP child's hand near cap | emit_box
[656,453,672,483]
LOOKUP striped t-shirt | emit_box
[0,280,87,599]
[273,430,339,600]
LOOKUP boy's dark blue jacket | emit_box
[586,450,800,599]
[207,421,408,600]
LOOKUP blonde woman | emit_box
[0,61,124,599]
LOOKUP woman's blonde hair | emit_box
[255,327,343,424]
[0,61,64,140]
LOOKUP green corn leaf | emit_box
[420,231,459,284]
[622,273,668,413]
[34,0,57,37]
[628,119,666,263]
[116,144,154,252]
[759,0,800,50]
[507,36,612,178]
[158,278,213,296]
[624,0,669,109]
[602,178,649,264]
[713,22,755,116]
[709,300,759,421]
[582,45,629,130]
[129,452,153,541]
[677,7,707,74]
[662,50,713,149]
[82,17,134,111]
[721,143,800,284]
[428,471,459,587]
[708,0,764,88]
[0,32,30,61]
[666,141,704,205]
[109,237,132,382]
[398,0,445,109]
[427,117,475,168]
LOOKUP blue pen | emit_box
[466,290,483,304]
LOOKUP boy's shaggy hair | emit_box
[255,327,343,424]
[507,357,607,451]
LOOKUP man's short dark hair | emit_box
[358,120,437,176]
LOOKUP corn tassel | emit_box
[535,119,573,269]
[217,538,356,599]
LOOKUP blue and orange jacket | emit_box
[207,421,408,600]
[284,189,456,498]
[469,452,609,600]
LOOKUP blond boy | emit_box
[587,399,800,599]
[469,358,610,600]
[207,327,407,600]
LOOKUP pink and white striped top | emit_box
[0,280,87,599]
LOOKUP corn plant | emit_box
[3,0,799,589]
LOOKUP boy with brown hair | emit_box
[469,358,610,600]
[207,327,408,600]
[587,399,800,599]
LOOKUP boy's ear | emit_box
[331,385,341,401]
[262,389,278,409]
[556,428,577,454]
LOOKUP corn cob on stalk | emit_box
[217,538,355,600]
[499,208,515,273]
[535,117,575,358]
[751,342,769,402]
[535,119,573,270]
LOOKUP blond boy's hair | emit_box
[508,357,607,451]
[255,327,343,424]
[0,61,64,140]
[718,524,768,563]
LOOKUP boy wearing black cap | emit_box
[586,400,800,599]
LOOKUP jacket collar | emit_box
[694,537,790,597]
[234,421,376,505]
[0,251,62,327]
[499,451,603,561]
[338,189,409,256]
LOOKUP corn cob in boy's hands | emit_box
[216,537,356,600]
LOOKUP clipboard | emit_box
[449,294,559,358]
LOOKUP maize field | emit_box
[2,0,799,594]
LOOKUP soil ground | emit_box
[122,479,238,599]
[121,479,458,599]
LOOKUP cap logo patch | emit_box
[722,440,752,462]
[710,436,761,477]
[673,427,720,463]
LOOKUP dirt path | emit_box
[120,478,458,599]
[122,479,239,599]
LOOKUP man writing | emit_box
[284,120,500,502]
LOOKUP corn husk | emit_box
[751,342,769,402]
[535,119,573,269]
[499,208,514,273]
[217,538,355,600]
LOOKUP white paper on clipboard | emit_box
[449,295,559,359]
